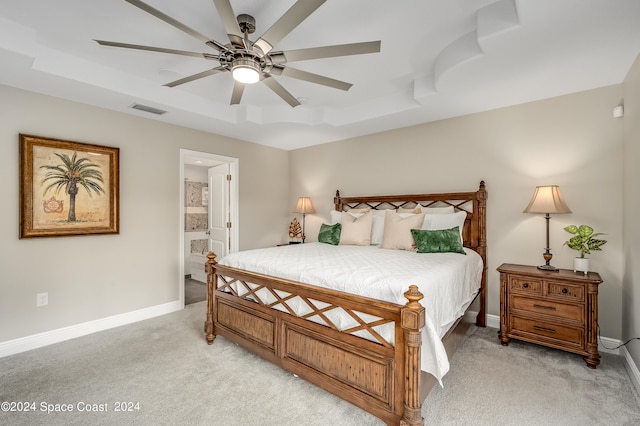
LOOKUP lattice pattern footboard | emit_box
[205,255,426,426]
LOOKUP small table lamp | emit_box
[294,197,315,243]
[523,185,572,271]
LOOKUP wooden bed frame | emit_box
[204,181,487,425]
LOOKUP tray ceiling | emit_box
[1,0,639,150]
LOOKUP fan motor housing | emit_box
[237,14,256,34]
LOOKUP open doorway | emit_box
[179,149,238,306]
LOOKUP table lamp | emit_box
[523,185,572,271]
[294,197,315,243]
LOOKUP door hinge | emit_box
[227,222,232,229]
[226,174,232,181]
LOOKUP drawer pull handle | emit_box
[533,304,556,311]
[523,283,529,288]
[562,288,568,294]
[533,326,556,334]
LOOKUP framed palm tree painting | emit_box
[19,134,119,238]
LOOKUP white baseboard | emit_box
[621,346,640,396]
[0,300,183,358]
[486,313,500,329]
[598,336,622,355]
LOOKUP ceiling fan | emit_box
[95,0,381,107]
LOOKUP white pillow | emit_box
[381,210,426,250]
[423,211,467,241]
[330,210,342,225]
[339,211,373,245]
[370,210,387,245]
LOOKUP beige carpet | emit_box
[1,301,639,425]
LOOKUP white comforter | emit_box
[218,242,483,384]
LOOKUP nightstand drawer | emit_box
[511,295,584,322]
[511,316,584,346]
[509,276,542,295]
[546,281,584,302]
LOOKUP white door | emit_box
[208,163,230,258]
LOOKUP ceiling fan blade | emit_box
[262,77,301,107]
[206,39,232,53]
[254,0,326,55]
[163,66,227,88]
[230,81,245,105]
[211,0,244,48]
[124,0,212,45]
[275,66,352,91]
[270,41,381,64]
[94,40,217,59]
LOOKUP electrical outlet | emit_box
[36,292,48,307]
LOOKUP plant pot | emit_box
[573,257,589,275]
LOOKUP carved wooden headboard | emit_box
[334,181,488,325]
[333,181,487,251]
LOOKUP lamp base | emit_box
[537,264,559,271]
[538,250,559,271]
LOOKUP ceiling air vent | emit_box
[130,103,167,115]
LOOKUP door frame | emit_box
[179,149,239,307]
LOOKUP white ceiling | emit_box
[1,0,639,150]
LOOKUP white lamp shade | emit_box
[523,185,572,214]
[294,197,315,214]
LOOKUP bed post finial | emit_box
[334,190,342,211]
[204,251,218,345]
[401,285,425,426]
[403,285,423,309]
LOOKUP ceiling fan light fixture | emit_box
[232,58,260,84]
[96,1,381,106]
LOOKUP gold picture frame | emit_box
[19,134,120,238]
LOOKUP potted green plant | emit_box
[563,225,607,274]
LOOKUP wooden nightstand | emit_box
[497,263,603,368]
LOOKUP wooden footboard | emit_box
[205,253,426,426]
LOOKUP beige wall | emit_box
[1,74,633,360]
[623,54,640,373]
[290,85,624,339]
[0,84,289,343]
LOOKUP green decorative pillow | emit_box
[318,223,341,245]
[411,227,466,255]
